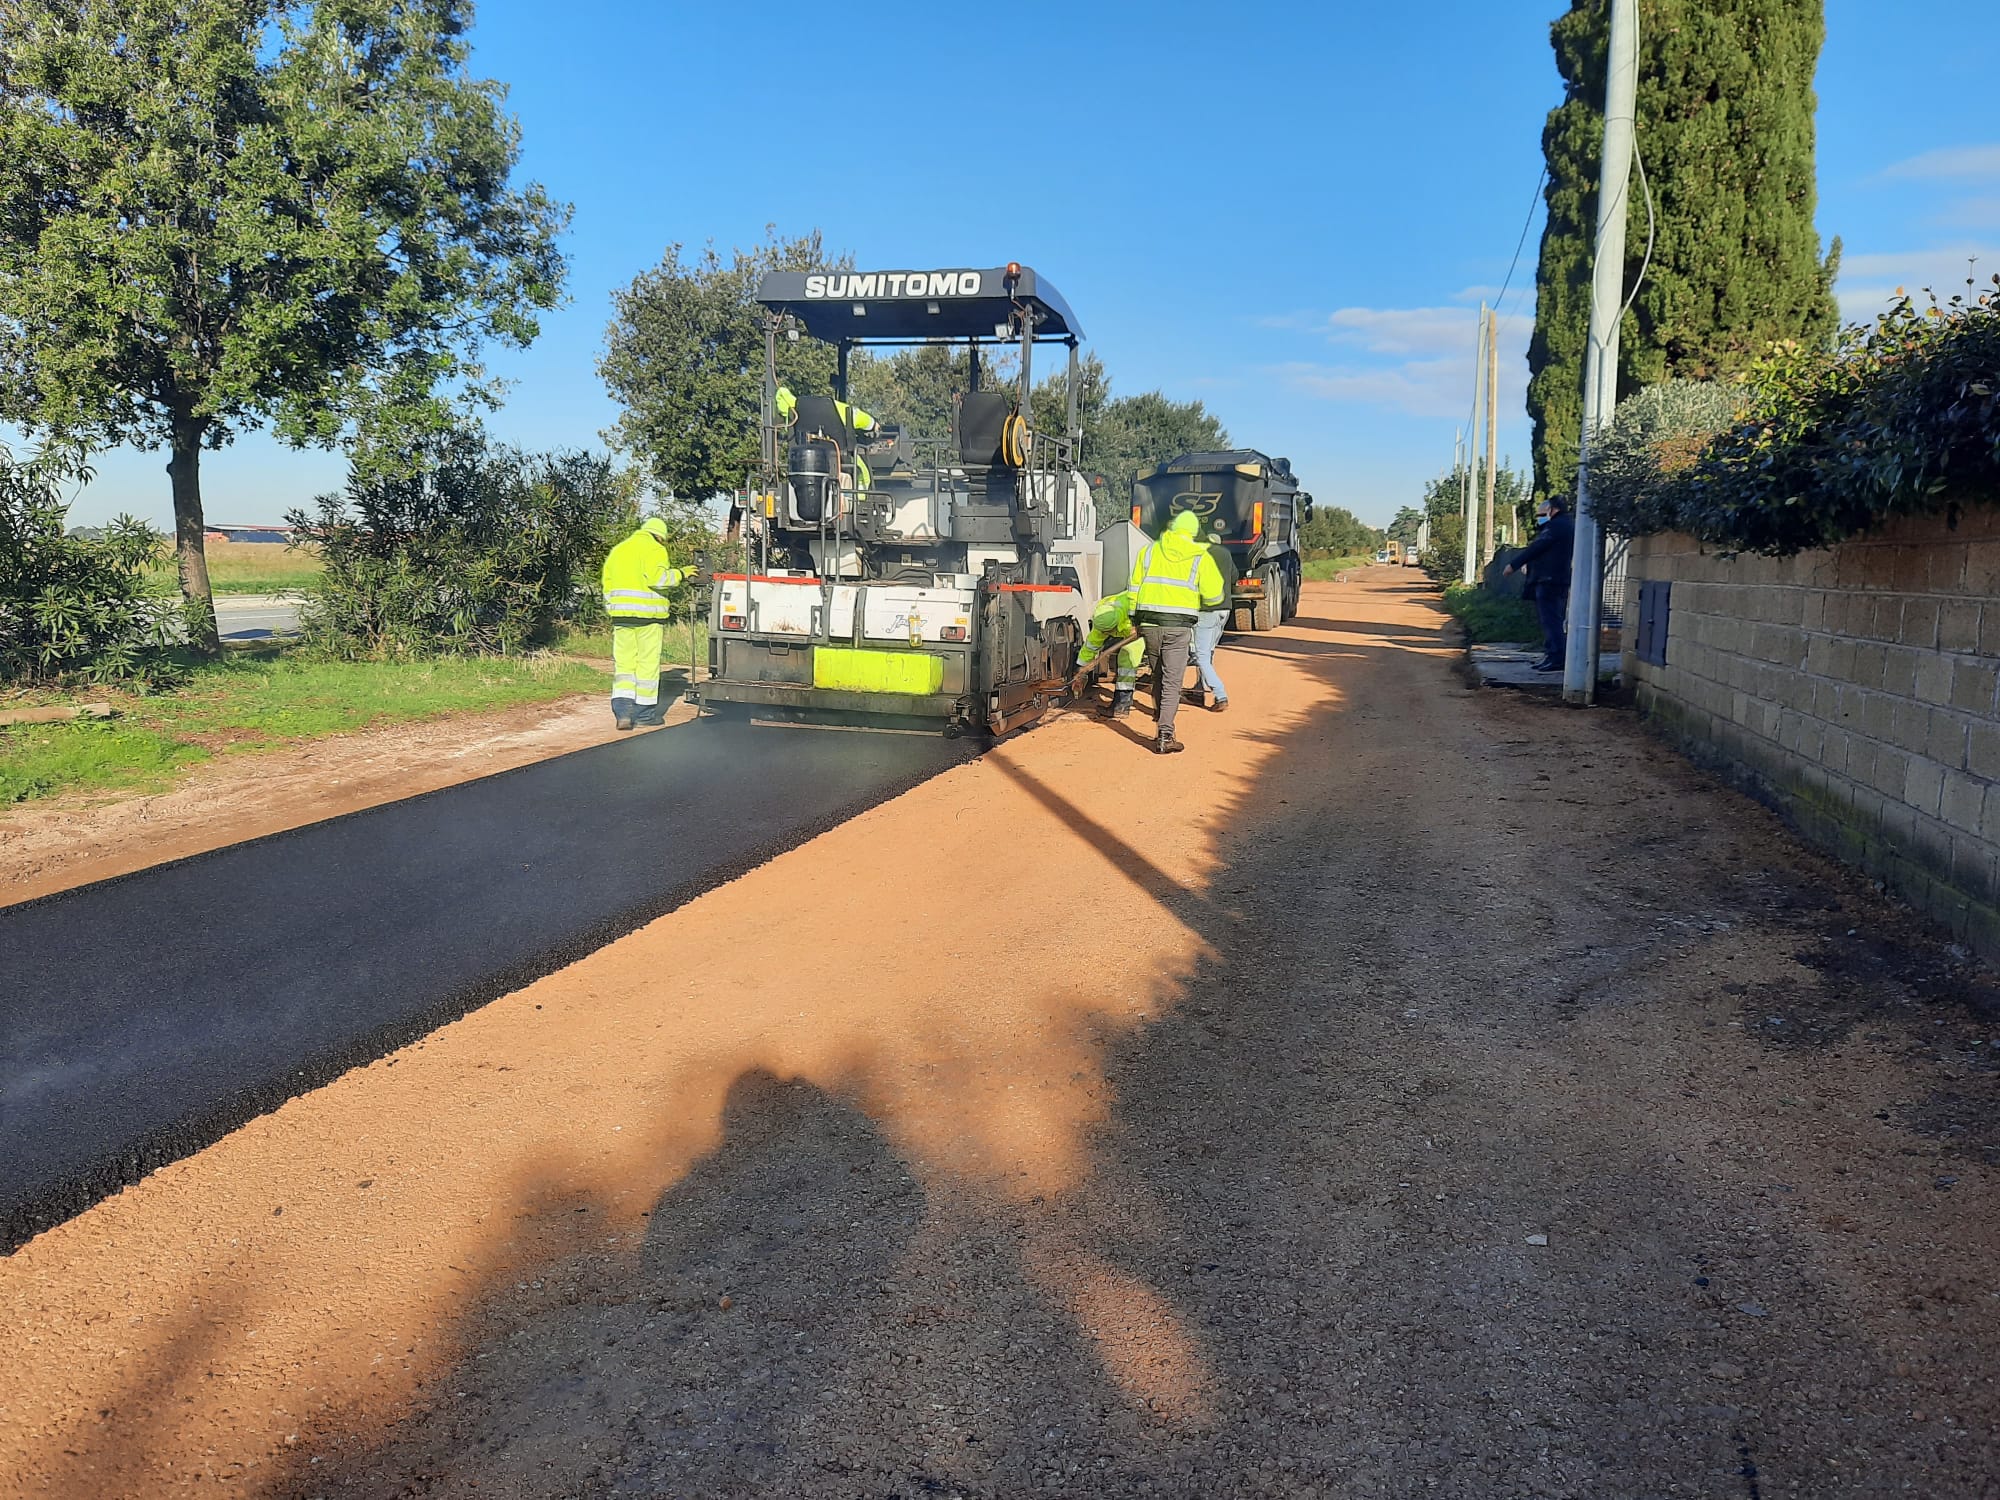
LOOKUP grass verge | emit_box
[0,649,602,806]
[1302,555,1376,581]
[1441,582,1541,644]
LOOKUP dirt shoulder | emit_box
[0,680,685,905]
[4,570,1997,1498]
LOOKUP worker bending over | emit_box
[601,517,701,732]
[1131,511,1227,755]
[1071,589,1144,719]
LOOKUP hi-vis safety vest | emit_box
[1130,536,1226,621]
[1078,591,1137,665]
[601,529,690,622]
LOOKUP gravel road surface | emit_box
[1,721,963,1250]
[3,570,1997,1498]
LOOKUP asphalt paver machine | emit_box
[700,264,1102,736]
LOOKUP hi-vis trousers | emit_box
[611,622,663,710]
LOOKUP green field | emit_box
[0,649,602,805]
[149,539,326,595]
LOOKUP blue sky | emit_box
[46,0,2000,530]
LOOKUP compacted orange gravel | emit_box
[5,571,1998,1499]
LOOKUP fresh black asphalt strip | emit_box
[0,718,968,1252]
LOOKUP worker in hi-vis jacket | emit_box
[1130,511,1227,754]
[601,517,701,731]
[1071,589,1144,720]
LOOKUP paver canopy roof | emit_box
[755,265,1082,344]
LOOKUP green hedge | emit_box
[1588,284,2000,556]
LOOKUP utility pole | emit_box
[1458,433,1475,585]
[1564,0,1638,705]
[1483,303,1499,560]
[1463,312,1485,585]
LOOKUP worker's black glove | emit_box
[680,567,706,586]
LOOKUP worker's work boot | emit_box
[613,701,635,732]
[633,702,665,728]
[1153,726,1185,755]
[1210,697,1230,714]
[1106,689,1134,720]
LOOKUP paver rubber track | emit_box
[1,718,964,1251]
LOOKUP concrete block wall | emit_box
[1622,509,2000,957]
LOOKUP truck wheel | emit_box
[1251,573,1277,631]
[1280,561,1299,622]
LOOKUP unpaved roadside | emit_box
[3,570,1998,1498]
[0,681,684,905]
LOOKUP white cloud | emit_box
[1879,144,2000,181]
[1266,303,1536,419]
[1324,303,1533,358]
[1835,242,2000,318]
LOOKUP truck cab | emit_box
[1131,450,1311,631]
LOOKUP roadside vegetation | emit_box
[1439,582,1540,645]
[2,434,689,806]
[1,444,183,687]
[1,650,601,805]
[1588,286,2000,555]
[1302,555,1375,581]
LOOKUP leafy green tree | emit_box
[0,0,569,655]
[1385,506,1425,546]
[1300,505,1383,559]
[288,431,630,660]
[601,229,849,503]
[1033,354,1228,513]
[848,346,981,442]
[1584,378,1746,537]
[0,441,180,684]
[1418,470,1470,582]
[1526,0,1841,505]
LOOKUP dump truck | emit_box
[699,264,1101,736]
[1130,450,1311,631]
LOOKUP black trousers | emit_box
[1535,586,1568,665]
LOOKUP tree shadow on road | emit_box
[25,580,2000,1499]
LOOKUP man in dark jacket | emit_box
[1504,496,1575,672]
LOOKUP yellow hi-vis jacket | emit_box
[601,528,690,622]
[1130,531,1226,621]
[775,386,877,437]
[1077,591,1137,666]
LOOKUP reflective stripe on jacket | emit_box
[1130,535,1226,620]
[601,529,688,620]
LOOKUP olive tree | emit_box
[0,0,569,653]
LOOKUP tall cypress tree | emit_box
[1526,0,1841,504]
